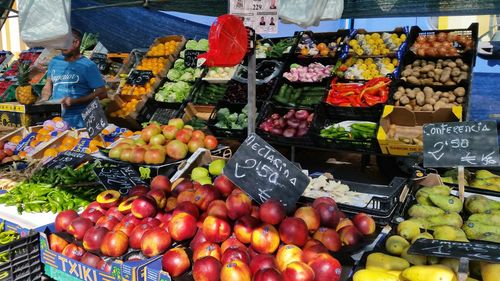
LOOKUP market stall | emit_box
[0,1,498,281]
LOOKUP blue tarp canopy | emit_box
[71,0,211,53]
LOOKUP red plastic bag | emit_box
[198,14,248,67]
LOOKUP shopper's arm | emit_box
[61,87,107,107]
[38,78,53,102]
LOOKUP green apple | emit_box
[195,176,212,185]
[191,167,209,181]
[208,159,226,176]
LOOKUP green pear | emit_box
[385,235,410,255]
[191,167,209,181]
[408,204,445,218]
[401,246,427,265]
[208,159,226,176]
[428,194,463,212]
[475,170,498,179]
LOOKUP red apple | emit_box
[141,228,172,257]
[202,215,231,243]
[62,243,85,261]
[100,230,129,257]
[193,256,222,281]
[213,175,235,197]
[260,199,286,225]
[294,207,320,233]
[226,189,252,221]
[131,196,157,219]
[307,253,342,281]
[234,215,260,244]
[162,248,190,277]
[49,234,69,253]
[55,210,78,232]
[352,213,376,235]
[282,261,315,281]
[168,212,198,241]
[83,226,109,251]
[278,217,309,247]
[312,228,341,252]
[67,217,93,240]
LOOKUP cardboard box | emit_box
[0,102,61,128]
[143,259,171,281]
[146,35,186,60]
[182,103,215,122]
[40,224,161,281]
[377,105,462,156]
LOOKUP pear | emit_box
[440,258,460,273]
[408,204,445,218]
[407,218,430,229]
[428,194,463,212]
[432,225,458,241]
[401,246,427,265]
[415,185,451,206]
[385,235,410,255]
[426,212,463,228]
[468,213,500,225]
[475,170,498,179]
[465,195,500,214]
[411,232,433,244]
[462,221,500,243]
[397,220,421,241]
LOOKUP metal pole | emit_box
[247,51,256,135]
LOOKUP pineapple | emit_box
[15,61,36,105]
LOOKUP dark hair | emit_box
[71,28,83,41]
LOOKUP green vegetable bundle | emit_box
[215,105,253,130]
[320,122,377,140]
[155,81,193,103]
[0,220,19,264]
[193,83,227,104]
[30,164,97,185]
[274,84,325,107]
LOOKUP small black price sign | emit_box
[81,98,108,139]
[409,239,500,262]
[423,121,500,167]
[94,165,146,195]
[126,70,153,86]
[184,50,204,68]
[223,133,310,213]
[45,151,92,170]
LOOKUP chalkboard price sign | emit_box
[409,238,500,262]
[223,133,310,213]
[184,50,204,68]
[423,121,500,167]
[45,151,92,170]
[81,98,108,139]
[126,70,153,86]
[94,165,147,195]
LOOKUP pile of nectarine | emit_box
[108,118,218,164]
[48,172,377,281]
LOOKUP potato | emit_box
[393,91,404,100]
[454,87,466,97]
[451,67,461,77]
[407,76,420,85]
[439,97,450,103]
[456,58,464,66]
[439,67,452,83]
[422,78,434,85]
[412,60,421,67]
[427,71,435,78]
[445,81,456,86]
[457,72,468,83]
[410,99,417,107]
[398,86,405,92]
[421,64,434,73]
[405,88,413,94]
[404,104,413,110]
[460,64,469,71]
[400,96,410,105]
[416,91,425,106]
[447,62,457,68]
[433,82,443,86]
[441,92,450,98]
[407,90,416,99]
[448,94,456,102]
[422,104,434,111]
[401,69,413,77]
[395,100,400,106]
[425,97,436,105]
[434,101,445,110]
[423,87,434,96]
[456,97,464,103]
[414,106,421,111]
[434,68,443,76]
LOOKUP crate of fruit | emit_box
[256,102,315,146]
[345,27,409,58]
[207,101,261,140]
[294,30,349,62]
[145,35,186,59]
[310,103,380,153]
[0,222,42,281]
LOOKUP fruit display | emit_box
[283,63,333,82]
[256,38,296,59]
[192,82,227,104]
[411,31,474,57]
[0,172,102,214]
[441,169,500,193]
[224,79,276,103]
[326,77,391,107]
[392,86,466,111]
[203,66,236,81]
[319,121,377,142]
[348,32,407,56]
[214,105,251,130]
[167,59,203,83]
[155,81,193,103]
[109,98,140,118]
[259,109,313,138]
[146,40,181,57]
[400,58,470,86]
[234,60,283,83]
[182,39,209,53]
[337,57,399,80]
[136,57,168,76]
[0,80,14,98]
[120,77,158,96]
[15,61,37,105]
[296,33,342,58]
[273,83,325,107]
[108,118,218,164]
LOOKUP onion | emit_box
[437,47,448,56]
[298,121,309,129]
[287,119,300,128]
[271,113,280,120]
[278,117,287,128]
[273,119,281,127]
[416,36,426,43]
[284,110,295,119]
[295,110,309,120]
[296,127,309,137]
[271,127,283,135]
[307,113,314,123]
[283,128,296,138]
[436,32,447,42]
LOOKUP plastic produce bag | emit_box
[321,0,344,20]
[279,0,327,28]
[19,0,72,49]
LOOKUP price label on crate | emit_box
[223,133,309,213]
[82,98,108,139]
[45,151,92,169]
[184,50,205,68]
[409,239,500,262]
[94,165,146,195]
[150,108,176,124]
[126,70,153,86]
[423,121,499,167]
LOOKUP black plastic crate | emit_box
[294,30,350,63]
[223,78,278,104]
[255,36,300,61]
[191,81,228,105]
[281,59,336,84]
[271,78,328,109]
[311,103,380,152]
[344,27,409,59]
[408,23,478,65]
[256,102,315,146]
[136,98,186,124]
[0,232,41,281]
[207,101,263,140]
[301,176,408,225]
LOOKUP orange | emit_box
[320,49,329,57]
[10,135,22,144]
[57,144,72,152]
[30,140,40,148]
[38,128,50,135]
[41,135,52,142]
[62,136,77,147]
[317,43,327,50]
[300,48,309,56]
[123,131,134,137]
[18,151,27,158]
[43,148,58,158]
[35,133,44,142]
[52,117,63,122]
